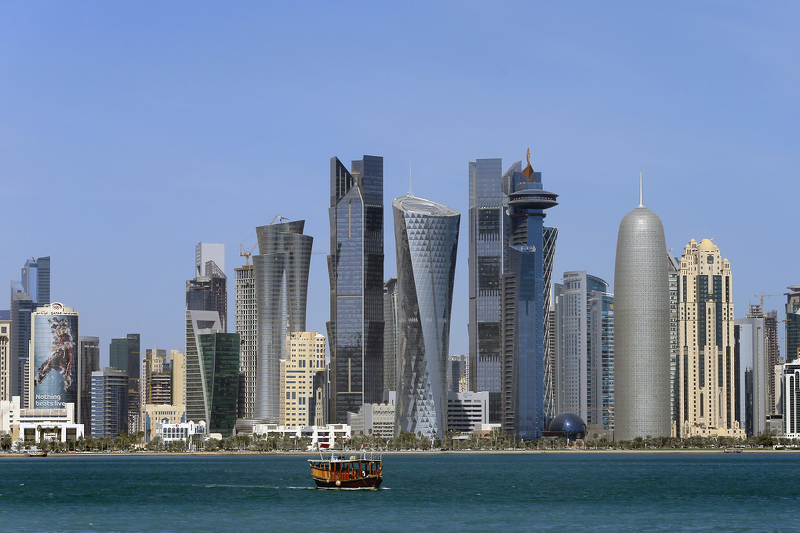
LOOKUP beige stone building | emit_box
[280,332,326,428]
[675,239,744,438]
[0,318,11,402]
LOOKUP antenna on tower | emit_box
[407,163,413,197]
[638,171,644,207]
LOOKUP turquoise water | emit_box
[1,452,799,532]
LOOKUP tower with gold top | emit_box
[500,150,559,439]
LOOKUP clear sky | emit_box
[2,2,798,367]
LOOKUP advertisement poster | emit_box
[33,313,78,409]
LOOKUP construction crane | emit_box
[270,214,289,225]
[240,243,257,266]
[753,292,783,314]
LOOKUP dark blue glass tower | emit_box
[328,155,384,424]
[501,153,558,440]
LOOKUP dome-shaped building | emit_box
[548,413,586,440]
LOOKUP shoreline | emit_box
[1,447,792,458]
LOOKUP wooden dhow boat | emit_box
[308,451,382,489]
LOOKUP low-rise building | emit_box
[1,396,84,443]
[253,423,351,450]
[142,404,186,442]
[347,401,395,438]
[447,391,489,433]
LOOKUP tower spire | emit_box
[638,171,643,207]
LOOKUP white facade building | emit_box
[447,391,489,432]
[253,423,351,450]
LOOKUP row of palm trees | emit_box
[3,428,793,454]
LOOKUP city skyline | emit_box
[1,3,798,364]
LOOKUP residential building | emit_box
[141,348,171,408]
[675,238,743,438]
[589,290,615,430]
[170,350,185,406]
[252,220,313,423]
[667,253,681,425]
[393,195,459,440]
[764,310,780,416]
[234,254,257,420]
[500,153,558,440]
[553,271,609,425]
[279,332,326,428]
[91,367,128,438]
[328,155,384,424]
[613,183,670,440]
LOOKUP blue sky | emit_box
[1,2,798,366]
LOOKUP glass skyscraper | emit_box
[500,156,558,440]
[197,331,240,436]
[393,195,459,440]
[468,159,519,423]
[10,256,50,406]
[253,220,312,423]
[328,155,384,424]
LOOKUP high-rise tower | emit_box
[393,195,459,439]
[252,220,312,423]
[553,271,609,425]
[500,152,558,440]
[10,256,50,406]
[328,155,384,424]
[235,253,257,420]
[613,181,670,440]
[676,238,743,438]
[468,159,519,423]
[187,244,227,333]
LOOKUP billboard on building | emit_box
[32,309,78,409]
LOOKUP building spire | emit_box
[407,162,413,197]
[638,171,644,207]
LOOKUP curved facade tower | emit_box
[393,196,459,439]
[613,189,670,440]
[252,220,313,423]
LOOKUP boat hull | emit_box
[309,455,383,489]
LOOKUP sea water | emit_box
[1,452,799,532]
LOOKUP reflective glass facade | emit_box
[393,196,459,439]
[253,221,312,422]
[91,367,128,438]
[500,162,558,440]
[185,310,222,423]
[328,156,384,423]
[197,332,240,437]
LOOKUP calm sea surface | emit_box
[1,452,799,532]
